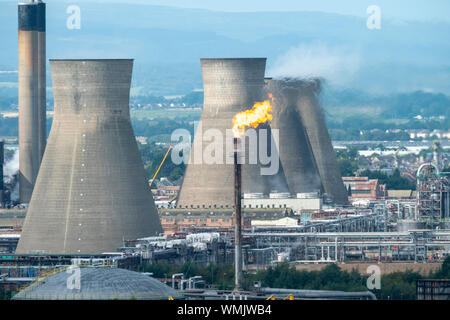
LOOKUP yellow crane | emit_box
[149,145,173,188]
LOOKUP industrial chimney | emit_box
[18,0,46,204]
[0,141,4,205]
[36,1,46,164]
[16,59,163,254]
[177,58,269,208]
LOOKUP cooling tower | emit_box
[16,59,163,254]
[18,1,39,203]
[177,58,269,208]
[266,79,322,194]
[260,122,290,194]
[295,79,349,205]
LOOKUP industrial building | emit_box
[16,59,163,254]
[1,1,448,301]
[416,163,450,221]
[343,176,386,200]
[242,192,322,212]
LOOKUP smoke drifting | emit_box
[3,149,19,201]
[268,42,360,86]
[265,79,323,194]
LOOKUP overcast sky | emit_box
[66,0,450,22]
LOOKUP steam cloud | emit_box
[268,42,360,86]
[3,149,19,201]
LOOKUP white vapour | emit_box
[4,149,19,183]
[268,42,361,86]
[3,149,19,201]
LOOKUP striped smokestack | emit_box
[18,1,40,203]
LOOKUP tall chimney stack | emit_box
[18,1,46,203]
[37,1,46,164]
[0,141,4,199]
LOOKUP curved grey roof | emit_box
[13,267,179,300]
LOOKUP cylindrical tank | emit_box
[18,2,39,203]
[266,79,323,195]
[177,58,269,207]
[16,59,163,254]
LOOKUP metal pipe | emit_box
[172,273,184,289]
[234,137,242,292]
[259,287,377,300]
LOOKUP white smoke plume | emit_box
[4,149,19,183]
[3,149,19,201]
[268,42,361,86]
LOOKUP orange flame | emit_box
[232,94,273,137]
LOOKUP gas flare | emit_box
[232,94,273,137]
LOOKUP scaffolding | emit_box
[416,163,450,222]
[245,230,450,264]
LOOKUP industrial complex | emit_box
[0,0,449,301]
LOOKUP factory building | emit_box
[242,192,322,212]
[159,207,294,236]
[16,59,163,254]
[343,176,386,200]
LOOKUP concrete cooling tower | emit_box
[177,58,269,208]
[16,59,163,254]
[266,79,323,195]
[294,79,348,205]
